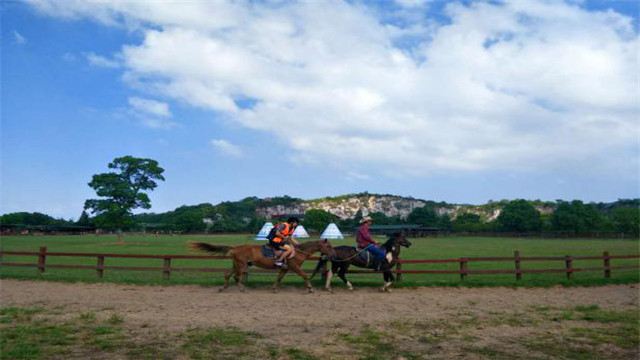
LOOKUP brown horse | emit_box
[191,240,336,293]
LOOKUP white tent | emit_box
[292,225,310,238]
[320,223,344,239]
[255,222,274,240]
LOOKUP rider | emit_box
[270,217,299,267]
[355,216,388,269]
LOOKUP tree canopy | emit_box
[497,199,542,232]
[84,156,165,231]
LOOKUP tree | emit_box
[497,200,542,232]
[611,207,639,237]
[452,213,482,232]
[303,209,339,232]
[407,206,439,227]
[551,200,604,233]
[76,211,93,227]
[84,156,165,241]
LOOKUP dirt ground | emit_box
[1,280,638,359]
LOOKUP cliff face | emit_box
[256,194,446,220]
[254,194,558,221]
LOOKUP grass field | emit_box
[0,234,638,288]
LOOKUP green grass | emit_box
[1,234,637,287]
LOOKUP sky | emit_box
[1,0,639,220]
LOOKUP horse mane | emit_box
[381,232,402,251]
[297,240,320,252]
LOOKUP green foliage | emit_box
[303,209,338,232]
[452,213,483,232]
[84,156,165,231]
[407,206,439,227]
[368,212,403,225]
[611,207,640,237]
[0,212,71,226]
[551,201,606,232]
[497,199,542,232]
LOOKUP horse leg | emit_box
[290,263,313,293]
[220,262,236,292]
[337,265,353,291]
[324,263,334,293]
[381,269,393,292]
[272,269,287,293]
[236,261,248,292]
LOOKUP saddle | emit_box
[261,244,279,258]
[356,248,385,270]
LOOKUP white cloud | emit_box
[127,96,176,129]
[13,30,27,44]
[85,52,120,68]
[28,0,640,176]
[210,139,243,157]
[128,97,171,118]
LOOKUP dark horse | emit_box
[311,232,412,292]
[191,240,336,293]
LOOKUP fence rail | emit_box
[0,247,638,282]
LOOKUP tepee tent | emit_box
[292,225,310,238]
[320,223,344,239]
[255,222,274,240]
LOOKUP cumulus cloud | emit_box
[27,0,639,175]
[210,139,243,157]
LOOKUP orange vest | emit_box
[273,223,295,243]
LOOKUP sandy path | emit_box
[1,280,637,347]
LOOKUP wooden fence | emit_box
[0,247,638,282]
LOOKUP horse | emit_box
[190,239,336,293]
[311,232,412,292]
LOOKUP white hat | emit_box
[359,216,373,224]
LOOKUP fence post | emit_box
[96,256,105,278]
[459,258,468,281]
[514,250,522,281]
[163,257,171,280]
[564,255,573,280]
[603,251,610,279]
[37,246,47,274]
[396,259,403,282]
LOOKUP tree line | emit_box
[1,156,638,237]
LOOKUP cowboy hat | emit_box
[359,216,373,224]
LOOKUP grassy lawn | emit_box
[0,234,638,287]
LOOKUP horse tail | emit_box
[189,242,233,255]
[309,256,329,280]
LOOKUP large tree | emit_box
[497,199,542,232]
[84,156,165,241]
[407,206,439,227]
[303,209,339,232]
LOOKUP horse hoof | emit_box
[272,288,279,294]
[308,288,314,294]
[218,287,226,292]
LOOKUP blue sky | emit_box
[2,0,639,220]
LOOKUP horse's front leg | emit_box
[337,265,353,291]
[290,263,313,293]
[381,269,394,292]
[272,268,287,293]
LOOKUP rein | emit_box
[329,247,368,263]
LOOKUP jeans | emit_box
[365,244,386,261]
